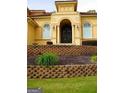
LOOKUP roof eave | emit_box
[27,17,39,27]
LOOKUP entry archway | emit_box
[60,19,72,43]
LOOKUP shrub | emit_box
[90,55,97,62]
[35,52,59,66]
[47,41,53,45]
[82,40,97,46]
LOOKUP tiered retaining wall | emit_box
[28,45,97,56]
[27,64,97,79]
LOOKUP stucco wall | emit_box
[81,16,97,39]
[58,4,75,12]
[27,22,35,45]
[28,15,97,45]
[34,17,51,45]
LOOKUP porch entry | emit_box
[60,19,72,43]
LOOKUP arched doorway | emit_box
[60,19,72,43]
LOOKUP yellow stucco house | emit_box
[27,0,97,45]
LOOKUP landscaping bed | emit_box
[27,55,96,65]
[27,52,97,79]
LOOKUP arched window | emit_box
[43,24,51,39]
[83,23,92,38]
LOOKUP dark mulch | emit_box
[27,55,95,65]
[59,56,94,65]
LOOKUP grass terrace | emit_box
[27,76,97,93]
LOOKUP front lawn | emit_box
[27,76,97,93]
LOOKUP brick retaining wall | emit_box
[28,45,97,56]
[27,64,97,79]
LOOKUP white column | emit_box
[51,25,53,39]
[72,25,75,44]
[57,25,60,44]
[54,25,57,44]
[53,25,57,44]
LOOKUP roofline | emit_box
[80,12,97,16]
[27,13,52,17]
[55,1,77,4]
[27,17,39,27]
[27,12,97,17]
[27,8,46,11]
[55,0,77,3]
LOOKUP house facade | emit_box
[27,0,97,45]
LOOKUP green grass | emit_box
[90,55,97,62]
[27,76,97,93]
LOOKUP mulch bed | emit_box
[27,55,95,65]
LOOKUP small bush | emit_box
[82,40,97,46]
[35,52,59,66]
[90,55,97,62]
[47,41,53,45]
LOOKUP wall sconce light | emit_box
[77,25,80,30]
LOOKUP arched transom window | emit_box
[43,24,51,39]
[83,22,92,38]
